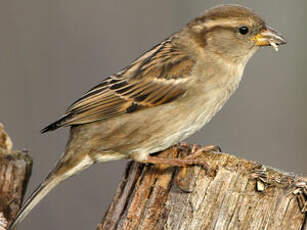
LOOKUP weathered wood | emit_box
[98,145,307,230]
[0,124,32,229]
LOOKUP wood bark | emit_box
[0,124,32,229]
[98,145,307,230]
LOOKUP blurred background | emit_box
[1,0,306,229]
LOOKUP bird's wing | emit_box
[41,39,195,133]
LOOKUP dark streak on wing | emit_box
[109,81,129,90]
[126,102,139,113]
[41,37,195,133]
[134,93,151,102]
[115,85,136,94]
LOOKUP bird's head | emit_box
[185,5,287,64]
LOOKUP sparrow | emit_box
[9,4,286,229]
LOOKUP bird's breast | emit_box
[176,62,245,139]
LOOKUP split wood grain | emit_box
[99,145,306,230]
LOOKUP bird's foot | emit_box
[143,144,221,174]
[187,144,221,161]
[182,144,221,176]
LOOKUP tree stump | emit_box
[0,124,32,229]
[98,145,307,230]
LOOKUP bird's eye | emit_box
[239,26,249,35]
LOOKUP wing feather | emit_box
[41,38,195,133]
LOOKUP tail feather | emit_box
[8,153,93,229]
[8,177,61,230]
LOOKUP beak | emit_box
[251,26,287,51]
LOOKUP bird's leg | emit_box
[142,144,221,173]
[178,142,190,148]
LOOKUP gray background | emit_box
[1,0,306,229]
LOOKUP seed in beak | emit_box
[269,41,279,52]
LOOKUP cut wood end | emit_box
[0,123,13,152]
[0,123,33,226]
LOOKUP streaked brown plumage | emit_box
[42,39,192,128]
[9,4,286,229]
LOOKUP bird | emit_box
[8,4,286,229]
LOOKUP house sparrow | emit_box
[9,4,286,229]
